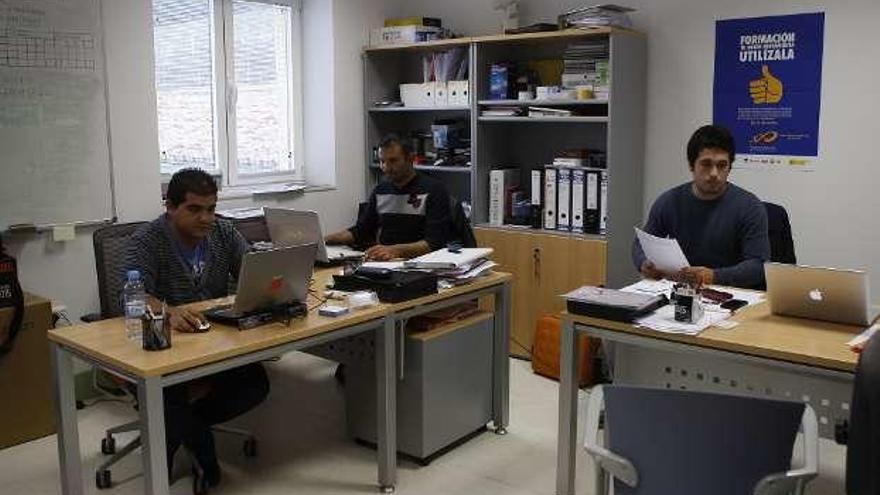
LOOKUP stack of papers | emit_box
[635,227,689,272]
[561,4,635,29]
[635,306,730,336]
[482,107,524,117]
[619,280,766,336]
[362,248,497,286]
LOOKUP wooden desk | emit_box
[48,269,512,495]
[555,300,860,495]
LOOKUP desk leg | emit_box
[493,282,512,434]
[556,318,580,495]
[51,343,84,495]
[138,377,169,495]
[376,317,397,493]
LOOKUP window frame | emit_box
[156,0,305,188]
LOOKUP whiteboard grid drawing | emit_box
[0,0,115,230]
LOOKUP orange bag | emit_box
[531,314,596,387]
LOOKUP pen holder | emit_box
[673,285,704,323]
[141,314,172,351]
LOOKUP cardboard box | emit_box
[0,294,55,449]
[370,26,443,46]
[384,17,442,28]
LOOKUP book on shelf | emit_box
[528,106,573,117]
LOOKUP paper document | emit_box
[621,279,675,296]
[360,261,406,270]
[636,305,730,336]
[635,228,689,273]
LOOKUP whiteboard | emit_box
[0,0,114,230]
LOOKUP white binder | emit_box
[543,167,557,230]
[557,167,572,231]
[571,168,585,233]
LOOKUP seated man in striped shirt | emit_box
[325,134,454,260]
[125,168,269,489]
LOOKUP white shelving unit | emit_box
[363,27,646,287]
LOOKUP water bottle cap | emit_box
[127,270,141,282]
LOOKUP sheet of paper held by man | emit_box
[635,227,690,273]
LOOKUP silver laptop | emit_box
[264,208,364,264]
[211,244,316,318]
[765,263,880,326]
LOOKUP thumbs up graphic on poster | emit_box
[749,65,784,104]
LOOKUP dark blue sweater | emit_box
[632,183,771,289]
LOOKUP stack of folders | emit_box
[403,248,497,286]
[534,164,608,235]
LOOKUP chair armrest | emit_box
[80,312,104,323]
[754,405,819,495]
[583,386,639,488]
[584,443,639,487]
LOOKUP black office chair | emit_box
[449,197,477,248]
[85,222,258,493]
[764,202,796,264]
[227,215,271,244]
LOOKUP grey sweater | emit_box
[632,183,771,289]
[124,215,249,306]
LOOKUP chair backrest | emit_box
[92,222,148,318]
[228,215,271,244]
[604,386,804,495]
[764,202,796,264]
[449,197,477,248]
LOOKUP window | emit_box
[152,0,303,186]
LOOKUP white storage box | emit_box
[448,80,469,106]
[400,82,436,108]
[434,82,449,107]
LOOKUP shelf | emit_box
[370,164,473,174]
[474,223,607,241]
[362,28,644,53]
[368,106,470,113]
[478,116,609,123]
[364,37,474,53]
[479,99,608,107]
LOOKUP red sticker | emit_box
[269,276,284,293]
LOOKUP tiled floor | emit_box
[0,355,847,494]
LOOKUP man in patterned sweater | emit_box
[125,168,269,489]
[325,133,453,260]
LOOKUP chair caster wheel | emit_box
[96,470,112,489]
[379,485,395,493]
[495,427,508,436]
[193,471,209,495]
[243,438,258,458]
[101,436,116,455]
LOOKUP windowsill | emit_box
[217,182,337,201]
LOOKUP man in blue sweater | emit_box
[632,125,771,289]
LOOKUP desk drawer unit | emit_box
[344,313,494,462]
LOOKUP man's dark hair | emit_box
[687,125,736,166]
[166,168,218,207]
[378,133,413,155]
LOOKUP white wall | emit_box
[389,0,880,290]
[4,0,393,320]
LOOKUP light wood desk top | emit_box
[565,300,861,373]
[48,268,512,378]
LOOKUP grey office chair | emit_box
[86,222,258,491]
[584,385,818,495]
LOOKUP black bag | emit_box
[333,271,438,303]
[0,239,24,359]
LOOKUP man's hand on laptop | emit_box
[365,244,401,261]
[169,307,203,333]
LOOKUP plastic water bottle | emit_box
[123,270,146,341]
